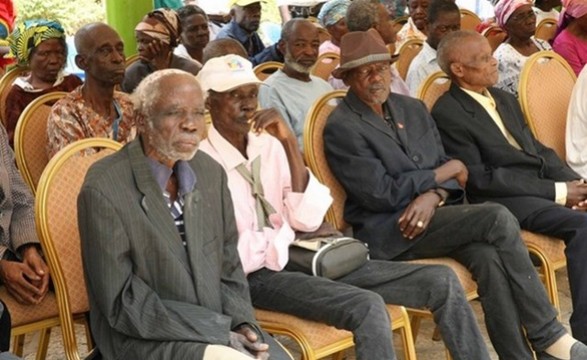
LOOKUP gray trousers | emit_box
[248,260,490,360]
[396,203,566,359]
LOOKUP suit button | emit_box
[412,155,420,162]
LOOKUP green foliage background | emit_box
[13,0,106,35]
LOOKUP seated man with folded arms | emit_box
[0,124,49,306]
[258,18,333,149]
[199,53,494,360]
[77,69,292,360]
[432,30,587,348]
[46,23,136,159]
[324,28,587,360]
[405,0,460,96]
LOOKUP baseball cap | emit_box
[197,54,262,94]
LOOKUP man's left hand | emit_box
[232,325,270,359]
[398,192,439,239]
[250,108,295,144]
[21,245,50,301]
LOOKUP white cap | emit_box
[197,54,262,94]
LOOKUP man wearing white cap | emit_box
[198,53,496,360]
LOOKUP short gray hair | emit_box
[131,69,199,121]
[437,30,481,77]
[346,0,380,31]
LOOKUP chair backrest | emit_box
[254,61,283,81]
[392,15,409,34]
[125,53,140,69]
[460,8,482,31]
[303,90,349,232]
[395,38,424,80]
[14,91,68,194]
[312,52,340,81]
[0,67,29,127]
[317,25,332,45]
[416,71,451,111]
[483,25,508,53]
[519,50,576,160]
[35,138,122,360]
[535,18,557,42]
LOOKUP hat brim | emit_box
[207,77,263,93]
[332,54,399,79]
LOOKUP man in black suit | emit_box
[432,30,587,346]
[324,28,587,360]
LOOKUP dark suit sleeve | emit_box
[217,169,259,330]
[432,97,565,200]
[325,116,439,212]
[78,185,233,345]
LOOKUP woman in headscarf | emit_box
[121,8,201,93]
[4,19,82,147]
[317,0,350,55]
[552,0,587,75]
[493,0,551,97]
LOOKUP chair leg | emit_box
[445,346,453,360]
[84,318,95,351]
[11,334,24,356]
[409,316,422,341]
[35,328,52,360]
[432,325,442,341]
[398,326,417,360]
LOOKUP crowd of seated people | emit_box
[4,0,587,359]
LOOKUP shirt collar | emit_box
[14,71,66,92]
[229,19,254,43]
[421,42,438,65]
[147,156,197,197]
[206,125,264,171]
[460,87,496,109]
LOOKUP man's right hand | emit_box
[0,259,46,304]
[566,180,587,208]
[229,330,270,359]
[434,159,468,188]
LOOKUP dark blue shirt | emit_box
[216,20,266,59]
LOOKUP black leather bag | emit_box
[286,236,369,279]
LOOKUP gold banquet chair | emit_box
[254,61,283,81]
[459,8,482,31]
[303,90,478,360]
[35,138,123,360]
[416,71,451,111]
[395,38,424,81]
[311,52,340,81]
[518,50,577,313]
[0,287,60,360]
[14,91,68,194]
[535,18,558,42]
[0,66,29,127]
[125,53,140,69]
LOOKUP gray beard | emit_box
[284,53,312,74]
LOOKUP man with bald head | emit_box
[47,22,136,158]
[432,30,587,349]
[202,38,248,63]
[259,18,333,149]
[78,69,291,360]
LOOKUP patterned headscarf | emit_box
[562,0,587,19]
[494,0,533,28]
[318,0,351,27]
[135,8,181,48]
[7,19,65,66]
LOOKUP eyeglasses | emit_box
[354,64,391,79]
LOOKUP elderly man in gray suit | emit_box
[77,69,292,360]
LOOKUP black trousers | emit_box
[0,300,10,352]
[521,204,587,343]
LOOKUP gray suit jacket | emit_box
[78,139,257,360]
[0,124,38,260]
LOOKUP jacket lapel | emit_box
[182,155,222,312]
[345,91,404,147]
[128,139,192,275]
[490,88,534,153]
